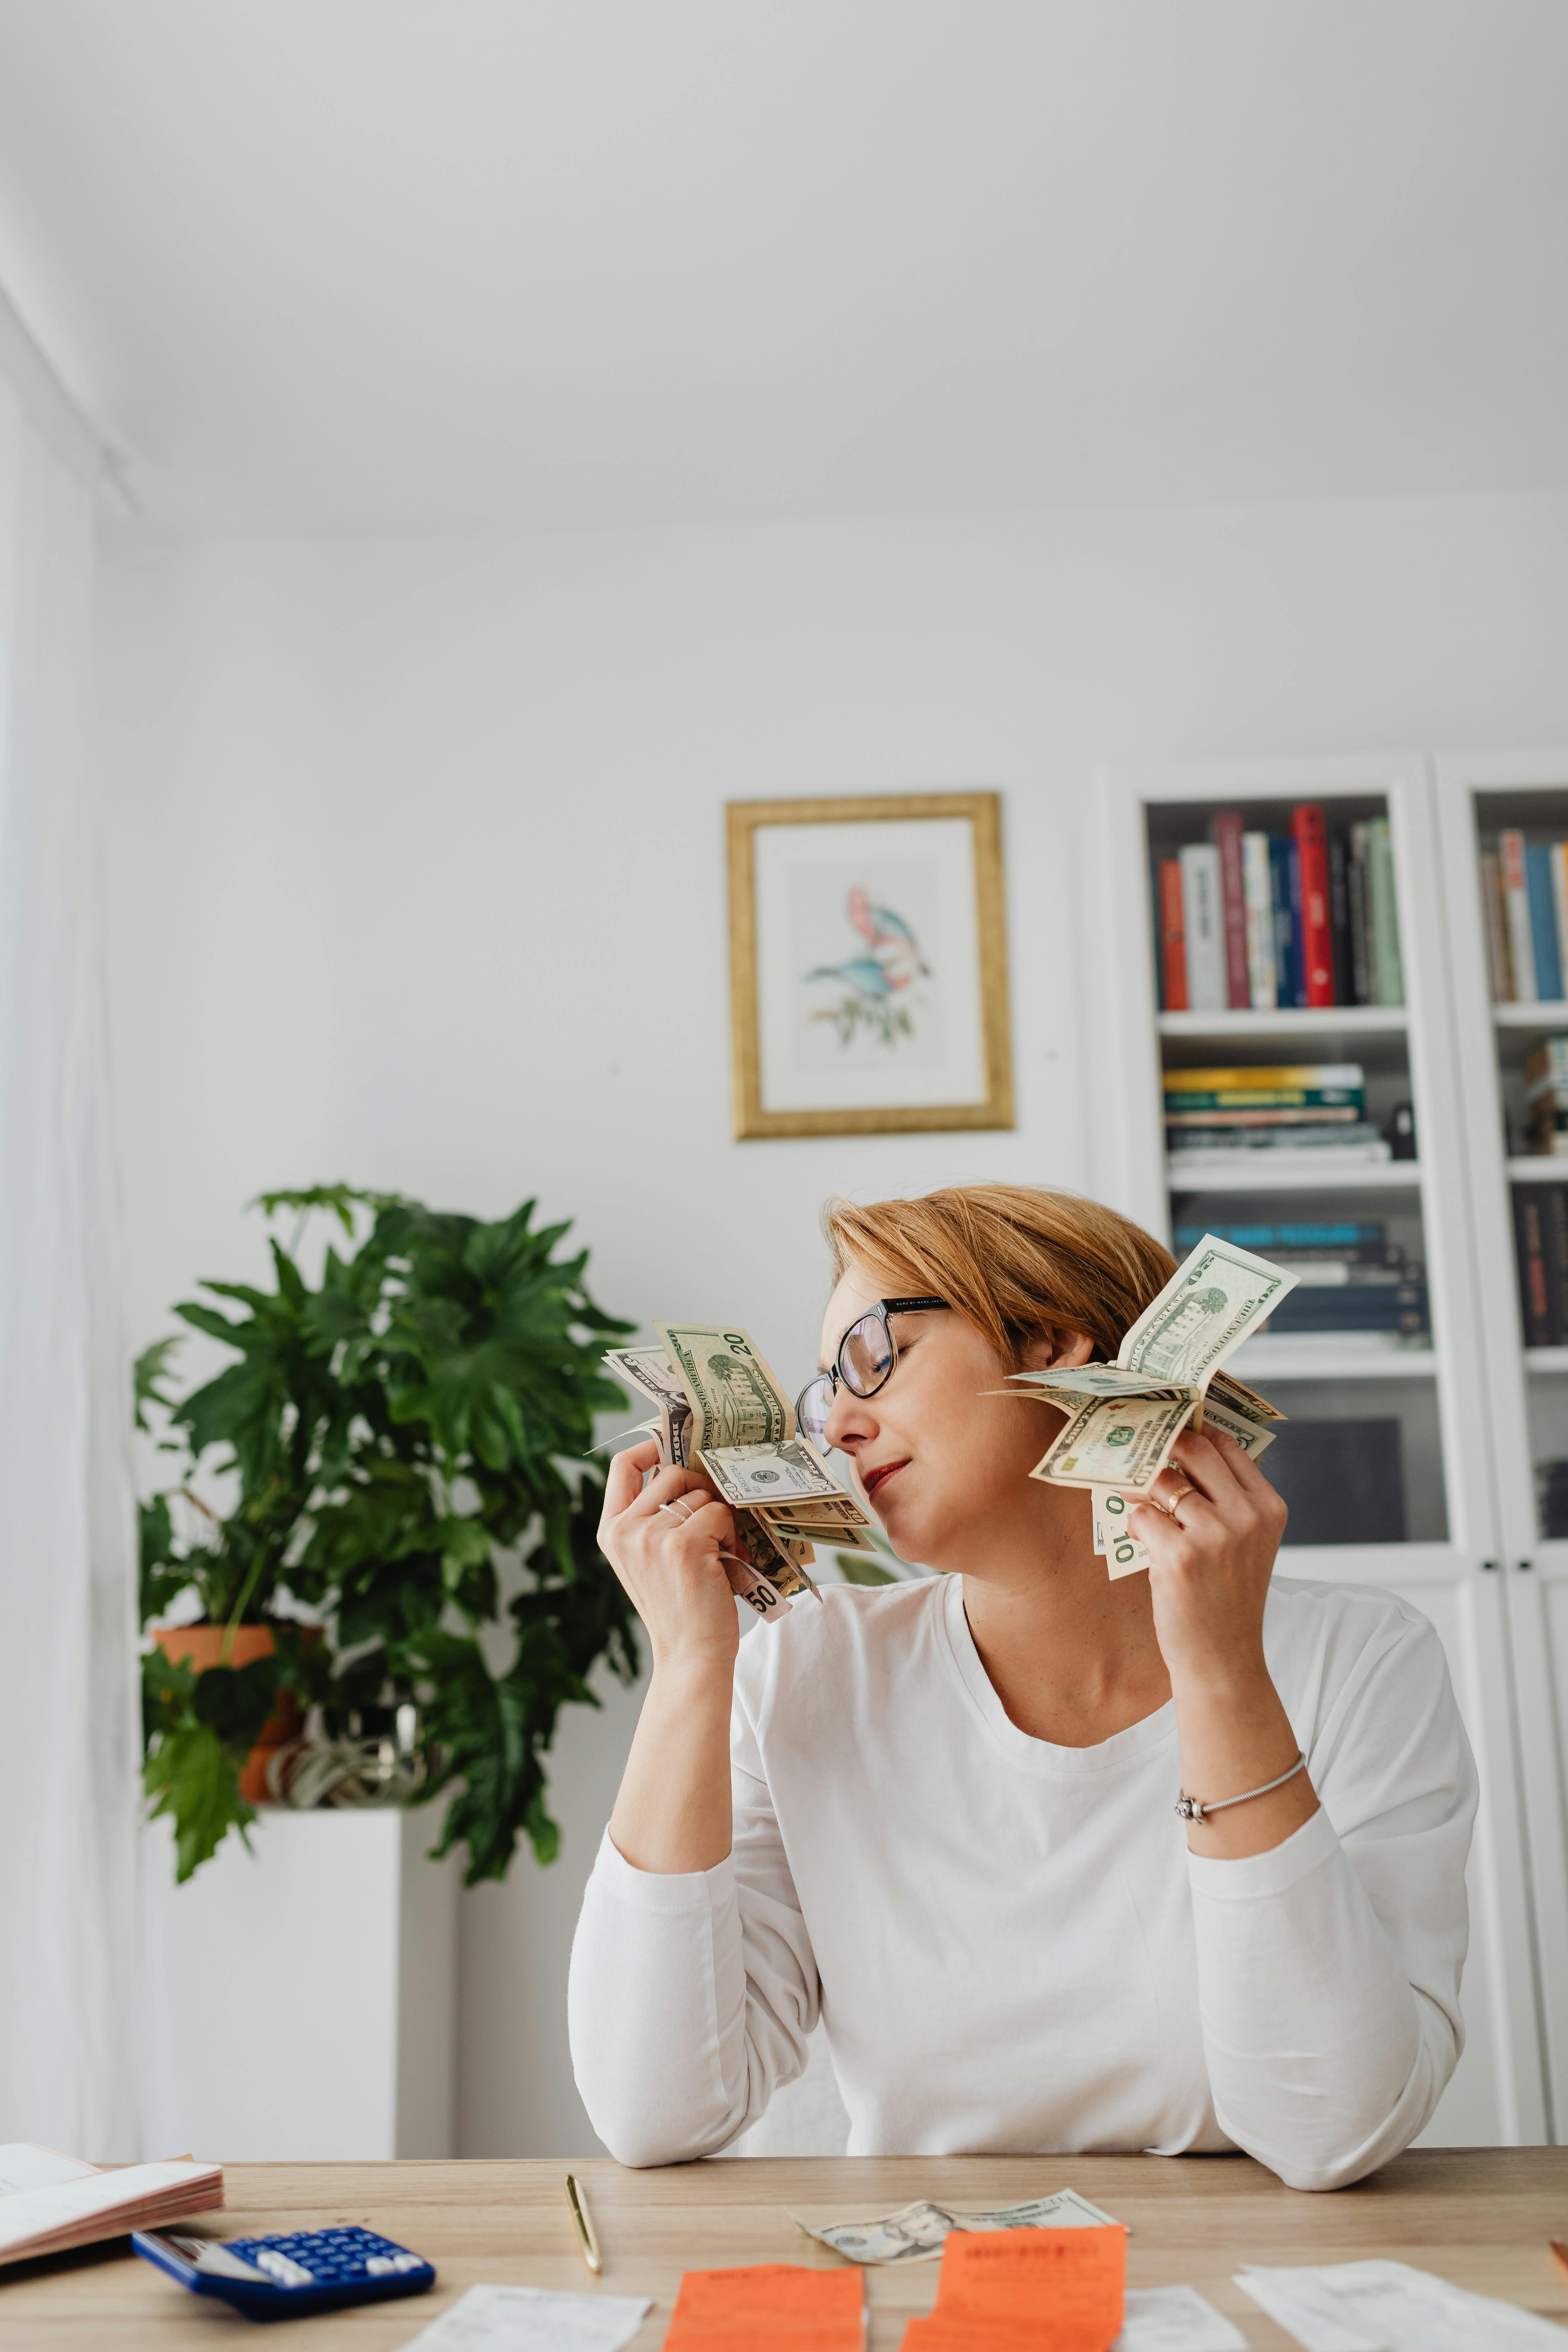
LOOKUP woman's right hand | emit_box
[598,1437,741,1676]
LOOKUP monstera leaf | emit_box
[136,1189,639,1883]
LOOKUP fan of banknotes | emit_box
[606,1236,1295,1612]
[603,1325,878,1618]
[1012,1232,1297,1579]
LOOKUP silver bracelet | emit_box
[1175,1751,1307,1823]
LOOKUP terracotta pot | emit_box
[152,1623,306,1804]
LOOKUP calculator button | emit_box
[255,2250,314,2287]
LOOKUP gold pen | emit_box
[565,2171,602,2276]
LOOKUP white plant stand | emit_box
[141,1807,459,2160]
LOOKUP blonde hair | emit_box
[822,1184,1175,1366]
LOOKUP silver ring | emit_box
[665,1497,696,1524]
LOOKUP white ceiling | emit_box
[0,1,1564,537]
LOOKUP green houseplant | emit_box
[137,1186,640,1884]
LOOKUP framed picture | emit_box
[726,792,1014,1139]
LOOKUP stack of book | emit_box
[1174,1218,1428,1351]
[1512,1183,1568,1345]
[1481,833,1568,1003]
[1164,1064,1392,1171]
[1524,1037,1568,1157]
[1154,806,1404,1013]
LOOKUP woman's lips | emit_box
[863,1460,909,1502]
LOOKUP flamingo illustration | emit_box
[847,888,930,973]
[805,888,931,1046]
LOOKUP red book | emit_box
[1211,811,1250,1008]
[1292,803,1334,1005]
[1157,859,1188,1010]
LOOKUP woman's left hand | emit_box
[1129,1427,1311,1858]
[1127,1426,1289,1695]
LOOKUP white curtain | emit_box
[0,289,142,2158]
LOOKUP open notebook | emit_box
[0,2143,223,2264]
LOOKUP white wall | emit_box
[98,489,1568,2154]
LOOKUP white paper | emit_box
[1114,2284,1250,2351]
[397,2282,653,2352]
[1236,2259,1568,2351]
[0,2144,98,2196]
[0,2158,221,2254]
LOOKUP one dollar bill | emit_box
[792,2188,1123,2265]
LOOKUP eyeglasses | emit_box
[795,1297,949,1456]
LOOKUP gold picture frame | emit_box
[727,792,1014,1140]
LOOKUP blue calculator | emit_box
[132,2224,436,2322]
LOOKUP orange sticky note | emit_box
[666,2260,864,2350]
[933,2225,1125,2347]
[903,2318,1095,2352]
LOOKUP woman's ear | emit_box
[1019,1325,1097,1372]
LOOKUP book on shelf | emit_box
[1367,820,1403,1006]
[1179,842,1226,1011]
[1293,804,1334,1005]
[1163,1063,1364,1127]
[1213,810,1250,1009]
[1242,832,1275,1009]
[1167,1122,1392,1167]
[1153,806,1403,1013]
[1156,859,1187,1010]
[1527,844,1565,1000]
[1513,1183,1568,1346]
[1174,1217,1396,1254]
[1260,1283,1428,1339]
[1484,833,1568,1005]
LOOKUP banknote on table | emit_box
[792,2188,1123,2265]
[1014,1234,1294,1500]
[604,1326,875,1616]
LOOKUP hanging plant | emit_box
[136,1186,640,1884]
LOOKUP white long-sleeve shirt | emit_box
[569,1574,1476,2190]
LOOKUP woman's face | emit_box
[815,1260,1094,1569]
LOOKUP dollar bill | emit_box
[602,1348,695,1465]
[1031,1387,1198,1492]
[1090,1371,1282,1579]
[1119,1235,1295,1384]
[771,1519,878,1552]
[606,1331,876,1612]
[654,1323,794,1454]
[699,1436,848,1509]
[732,1515,819,1600]
[1094,1483,1148,1578]
[1016,1236,1296,1499]
[792,2188,1122,2265]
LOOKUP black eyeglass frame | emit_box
[794,1296,950,1451]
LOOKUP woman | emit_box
[568,1185,1475,2190]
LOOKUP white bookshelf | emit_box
[1232,1344,1439,1380]
[1167,1159,1420,1193]
[1437,747,1568,2140]
[1158,1007,1409,1041]
[1496,1002,1568,1030]
[1094,753,1548,2153]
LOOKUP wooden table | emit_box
[2,2150,1565,2347]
